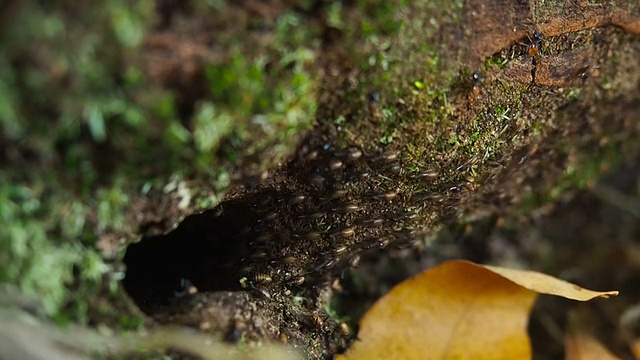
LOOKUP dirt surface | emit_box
[118,0,640,359]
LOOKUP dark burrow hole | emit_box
[122,199,257,312]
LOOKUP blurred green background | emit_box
[0,0,318,320]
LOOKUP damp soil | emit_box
[119,1,640,359]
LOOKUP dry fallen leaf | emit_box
[482,265,618,301]
[338,260,618,360]
[631,338,640,359]
[564,308,620,360]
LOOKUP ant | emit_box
[523,31,544,84]
[468,71,484,102]
[527,31,544,58]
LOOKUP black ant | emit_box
[576,65,591,81]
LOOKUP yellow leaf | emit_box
[483,265,618,301]
[631,338,640,359]
[338,260,618,360]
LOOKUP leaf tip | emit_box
[599,290,619,298]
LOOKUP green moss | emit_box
[0,179,106,315]
[194,11,318,173]
[0,0,325,322]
